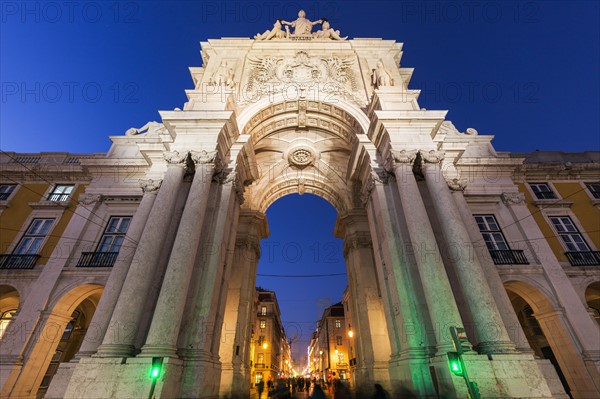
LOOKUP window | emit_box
[336,336,342,345]
[48,184,74,202]
[474,215,509,251]
[474,215,528,265]
[13,219,54,254]
[335,319,341,328]
[261,306,267,315]
[529,183,557,200]
[337,352,345,364]
[549,216,590,252]
[0,184,16,200]
[586,182,600,199]
[257,353,264,365]
[97,217,131,252]
[260,319,266,329]
[0,309,17,339]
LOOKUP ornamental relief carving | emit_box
[190,150,217,165]
[164,150,188,165]
[501,192,525,206]
[80,193,102,205]
[139,179,162,193]
[447,178,467,192]
[245,51,363,105]
[420,150,445,164]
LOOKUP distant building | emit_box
[309,303,350,384]
[250,288,291,387]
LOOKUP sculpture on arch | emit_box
[371,59,393,89]
[255,10,347,41]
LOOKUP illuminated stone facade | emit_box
[1,13,599,399]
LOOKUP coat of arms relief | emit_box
[243,51,364,106]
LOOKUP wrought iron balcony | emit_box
[47,193,71,202]
[565,251,600,266]
[489,250,529,265]
[0,254,40,269]
[76,252,118,267]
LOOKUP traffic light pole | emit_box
[449,327,481,399]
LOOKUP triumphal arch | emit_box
[3,10,599,399]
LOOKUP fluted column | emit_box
[390,149,465,353]
[76,180,160,357]
[420,149,516,353]
[141,150,217,357]
[95,150,188,357]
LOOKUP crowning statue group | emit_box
[255,10,347,41]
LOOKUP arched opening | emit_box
[216,97,391,398]
[252,193,347,393]
[505,281,573,397]
[37,291,102,398]
[0,285,20,340]
[585,281,600,325]
[7,284,103,398]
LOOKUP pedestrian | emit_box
[310,383,327,399]
[372,383,390,399]
[257,380,265,399]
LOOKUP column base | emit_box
[139,344,178,358]
[94,343,136,358]
[433,352,561,398]
[61,356,184,399]
[475,340,518,354]
[180,354,222,399]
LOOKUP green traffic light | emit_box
[447,351,464,377]
[150,366,161,379]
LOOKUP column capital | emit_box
[343,231,373,257]
[164,150,188,165]
[389,149,419,166]
[190,150,217,165]
[501,192,525,206]
[360,168,394,206]
[214,170,244,204]
[420,149,445,164]
[80,193,102,205]
[139,178,162,194]
[447,178,467,192]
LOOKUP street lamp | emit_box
[347,324,354,338]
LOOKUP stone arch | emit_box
[7,283,103,398]
[218,97,392,397]
[504,279,595,397]
[585,281,600,325]
[233,97,377,214]
[0,285,20,340]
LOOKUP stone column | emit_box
[420,149,515,353]
[338,210,391,392]
[95,150,188,357]
[76,180,160,357]
[180,171,239,399]
[219,211,267,397]
[140,150,216,358]
[363,171,435,396]
[453,190,532,353]
[390,150,465,353]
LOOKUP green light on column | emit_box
[447,351,464,377]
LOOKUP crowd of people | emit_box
[255,377,395,399]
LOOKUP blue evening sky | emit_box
[2,1,599,363]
